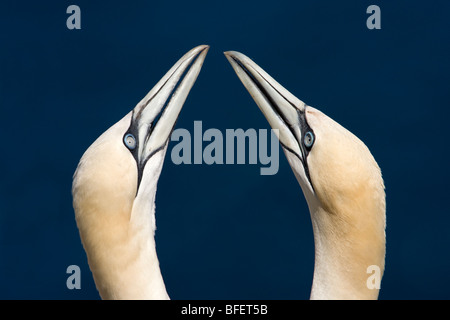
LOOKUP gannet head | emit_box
[72,45,209,299]
[225,51,386,299]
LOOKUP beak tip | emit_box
[191,45,210,59]
[223,51,241,66]
[223,51,240,58]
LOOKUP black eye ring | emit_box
[124,133,137,150]
[304,131,315,149]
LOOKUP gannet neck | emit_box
[307,198,385,300]
[94,215,169,300]
[74,173,169,300]
[72,125,170,300]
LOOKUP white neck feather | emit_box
[308,204,384,300]
[285,138,386,300]
[73,147,170,300]
[79,191,169,300]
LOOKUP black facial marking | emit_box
[123,111,144,191]
[122,49,205,196]
[295,108,315,192]
[231,55,316,191]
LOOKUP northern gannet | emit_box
[225,51,386,300]
[72,45,209,299]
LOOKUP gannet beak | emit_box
[128,45,209,169]
[224,51,307,161]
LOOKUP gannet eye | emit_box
[304,131,315,149]
[124,133,136,150]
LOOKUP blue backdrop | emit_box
[0,0,449,299]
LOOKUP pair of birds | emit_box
[72,45,386,300]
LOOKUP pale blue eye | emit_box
[124,133,136,150]
[304,131,315,148]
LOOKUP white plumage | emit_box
[72,45,209,299]
[225,51,386,300]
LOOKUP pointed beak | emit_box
[130,45,209,167]
[224,51,306,161]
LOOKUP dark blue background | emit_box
[0,0,449,299]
